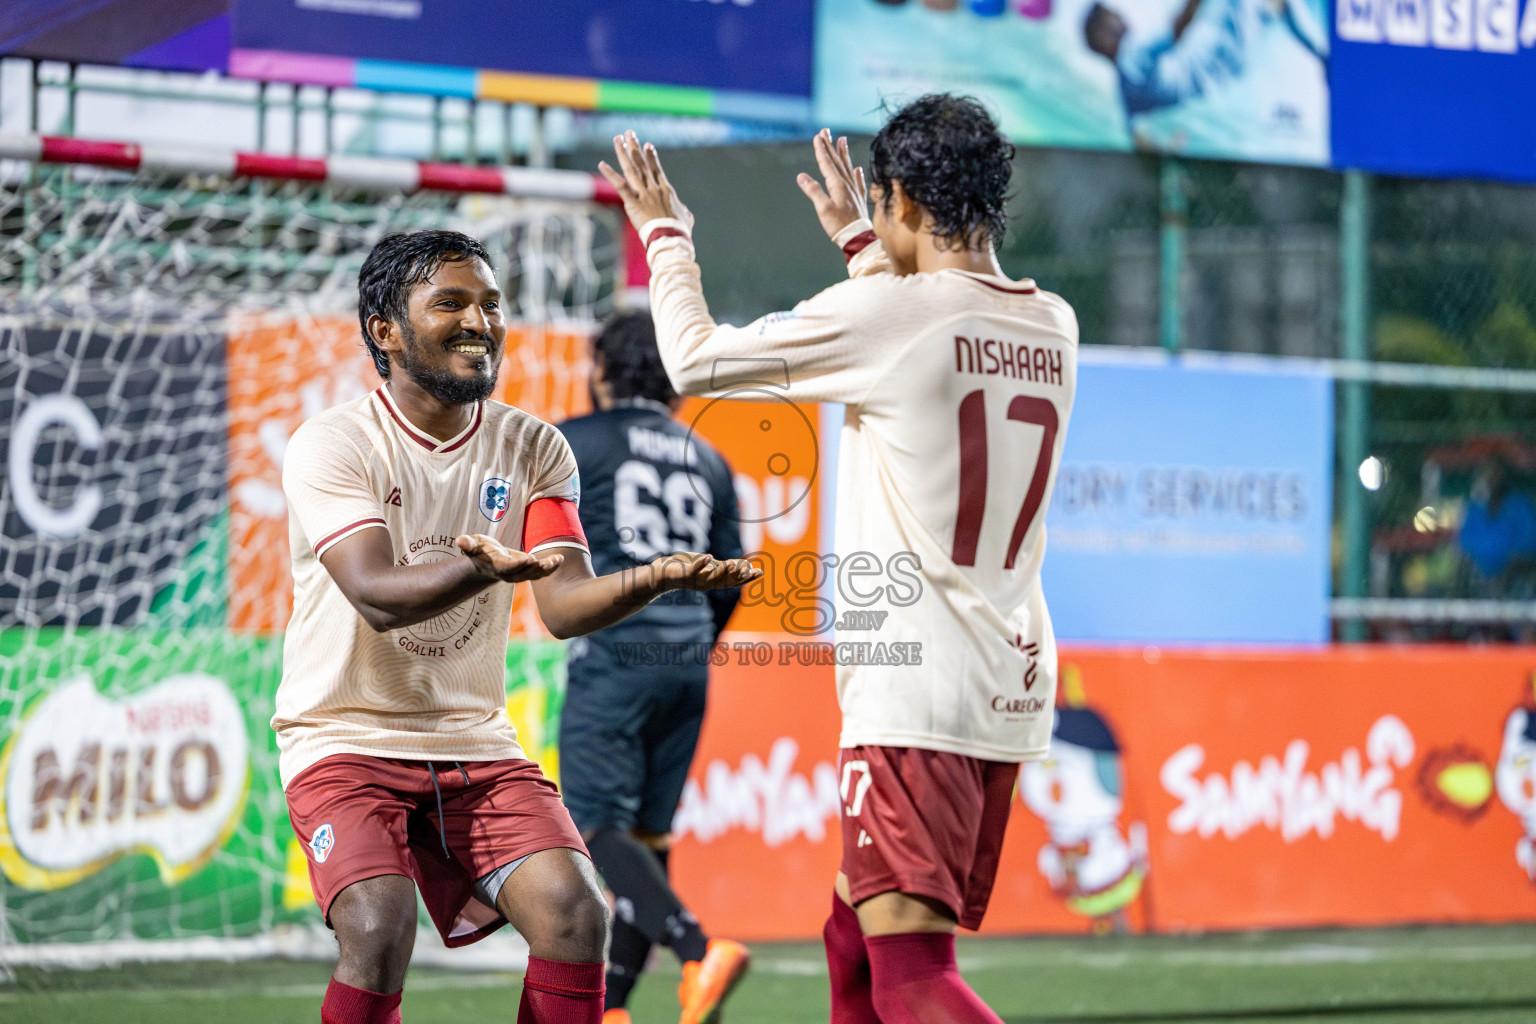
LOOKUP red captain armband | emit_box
[522,497,588,556]
[841,230,878,263]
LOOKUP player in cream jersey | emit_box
[600,96,1076,1024]
[277,386,585,787]
[277,230,757,1024]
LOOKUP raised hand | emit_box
[598,131,694,234]
[796,128,869,242]
[650,552,763,592]
[456,533,565,583]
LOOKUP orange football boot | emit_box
[602,1010,633,1024]
[677,938,751,1024]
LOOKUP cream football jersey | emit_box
[645,217,1078,763]
[274,387,586,788]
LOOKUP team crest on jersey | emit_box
[309,823,335,864]
[479,478,512,522]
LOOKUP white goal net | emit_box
[0,145,622,967]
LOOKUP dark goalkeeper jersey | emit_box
[557,398,742,645]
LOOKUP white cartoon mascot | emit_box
[1019,665,1148,932]
[1495,683,1536,883]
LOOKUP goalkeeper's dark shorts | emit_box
[285,753,586,947]
[558,634,709,836]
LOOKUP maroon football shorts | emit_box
[838,745,1017,930]
[285,753,586,947]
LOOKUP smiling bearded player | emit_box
[600,96,1079,1024]
[274,230,759,1024]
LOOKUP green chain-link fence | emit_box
[10,74,1536,639]
[581,135,1536,640]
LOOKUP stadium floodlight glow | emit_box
[1359,456,1385,491]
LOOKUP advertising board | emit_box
[230,0,814,122]
[815,0,1331,165]
[669,645,1536,938]
[0,1,229,71]
[1042,356,1335,644]
[1330,0,1536,182]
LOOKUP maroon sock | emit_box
[516,956,605,1024]
[321,978,402,1024]
[866,931,1004,1024]
[823,893,880,1024]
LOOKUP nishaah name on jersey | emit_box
[953,335,1064,385]
[479,477,512,522]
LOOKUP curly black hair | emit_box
[357,230,495,379]
[592,311,676,405]
[870,94,1015,251]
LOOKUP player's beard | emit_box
[400,322,499,405]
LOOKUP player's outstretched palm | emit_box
[457,534,565,583]
[797,128,869,242]
[599,131,694,234]
[651,552,762,592]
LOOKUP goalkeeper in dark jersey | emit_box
[557,311,749,1024]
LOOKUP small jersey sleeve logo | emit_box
[755,310,798,335]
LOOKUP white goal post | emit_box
[0,134,627,970]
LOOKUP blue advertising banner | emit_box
[232,0,814,100]
[1330,0,1536,182]
[1,1,228,71]
[815,0,1331,165]
[1042,355,1334,644]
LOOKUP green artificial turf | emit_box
[4,925,1535,1023]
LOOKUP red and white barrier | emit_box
[0,133,624,205]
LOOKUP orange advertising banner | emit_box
[668,645,1536,939]
[668,635,844,937]
[676,396,822,635]
[226,313,377,634]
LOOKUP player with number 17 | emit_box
[599,95,1079,1023]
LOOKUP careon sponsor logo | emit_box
[993,695,1050,714]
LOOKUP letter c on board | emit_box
[10,394,104,538]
